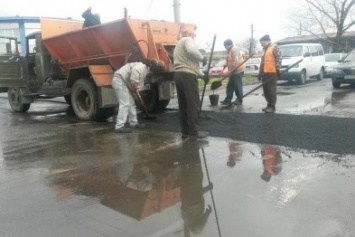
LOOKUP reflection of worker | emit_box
[173,27,208,140]
[180,142,212,235]
[112,62,148,133]
[220,39,245,107]
[226,142,244,168]
[260,146,282,182]
[258,34,282,113]
[82,7,101,28]
[117,133,155,192]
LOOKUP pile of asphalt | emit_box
[142,110,355,155]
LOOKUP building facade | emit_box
[0,17,41,56]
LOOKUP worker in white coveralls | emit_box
[112,62,148,133]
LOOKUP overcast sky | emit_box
[0,0,300,51]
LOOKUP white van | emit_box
[278,43,326,84]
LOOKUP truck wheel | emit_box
[71,79,100,121]
[96,107,116,121]
[64,95,72,105]
[298,71,306,85]
[332,79,341,88]
[317,68,324,80]
[7,87,31,112]
[138,85,170,113]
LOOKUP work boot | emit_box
[264,107,275,113]
[115,127,132,133]
[221,102,233,109]
[181,133,189,139]
[220,100,230,105]
[189,131,209,140]
[233,99,243,105]
[130,123,146,128]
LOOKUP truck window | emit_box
[317,46,324,55]
[309,46,318,56]
[279,45,303,57]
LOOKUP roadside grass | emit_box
[198,74,259,87]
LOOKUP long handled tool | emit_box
[201,148,222,237]
[210,54,254,91]
[122,79,157,120]
[199,34,217,120]
[242,59,303,99]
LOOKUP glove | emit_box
[276,69,281,78]
[200,74,209,84]
[130,83,139,92]
[202,57,207,66]
[257,74,262,81]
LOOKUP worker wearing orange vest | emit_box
[258,34,282,113]
[220,39,245,107]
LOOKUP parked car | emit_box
[278,43,326,84]
[208,59,226,77]
[324,53,347,77]
[328,50,355,88]
[245,58,261,75]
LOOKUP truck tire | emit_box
[138,85,170,113]
[332,79,341,88]
[298,71,306,85]
[64,95,72,105]
[316,68,324,80]
[71,79,101,121]
[7,87,31,112]
[96,107,116,121]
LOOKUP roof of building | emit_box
[0,16,40,23]
[277,31,355,45]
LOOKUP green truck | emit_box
[0,18,195,121]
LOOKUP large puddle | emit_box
[0,125,354,237]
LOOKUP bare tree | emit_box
[237,37,259,56]
[288,0,355,52]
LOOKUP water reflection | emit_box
[49,134,216,235]
[226,142,244,168]
[260,145,283,182]
[180,141,212,235]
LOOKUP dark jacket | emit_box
[82,9,101,28]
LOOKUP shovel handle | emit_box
[242,59,304,98]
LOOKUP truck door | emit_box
[0,37,28,89]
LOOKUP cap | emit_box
[223,39,233,47]
[181,28,195,37]
[259,34,271,41]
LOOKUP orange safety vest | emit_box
[263,44,277,73]
[227,47,245,72]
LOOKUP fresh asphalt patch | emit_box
[142,111,355,155]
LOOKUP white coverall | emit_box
[112,62,148,130]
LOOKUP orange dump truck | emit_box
[0,18,195,121]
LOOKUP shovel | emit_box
[199,34,217,120]
[210,54,254,91]
[122,79,157,120]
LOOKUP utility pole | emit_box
[249,24,254,56]
[173,0,181,23]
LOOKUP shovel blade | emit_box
[210,81,222,90]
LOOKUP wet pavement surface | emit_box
[0,79,355,237]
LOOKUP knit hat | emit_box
[259,34,271,42]
[223,39,233,47]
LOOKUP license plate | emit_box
[345,75,355,79]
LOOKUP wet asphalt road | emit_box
[0,79,355,237]
[145,110,355,155]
